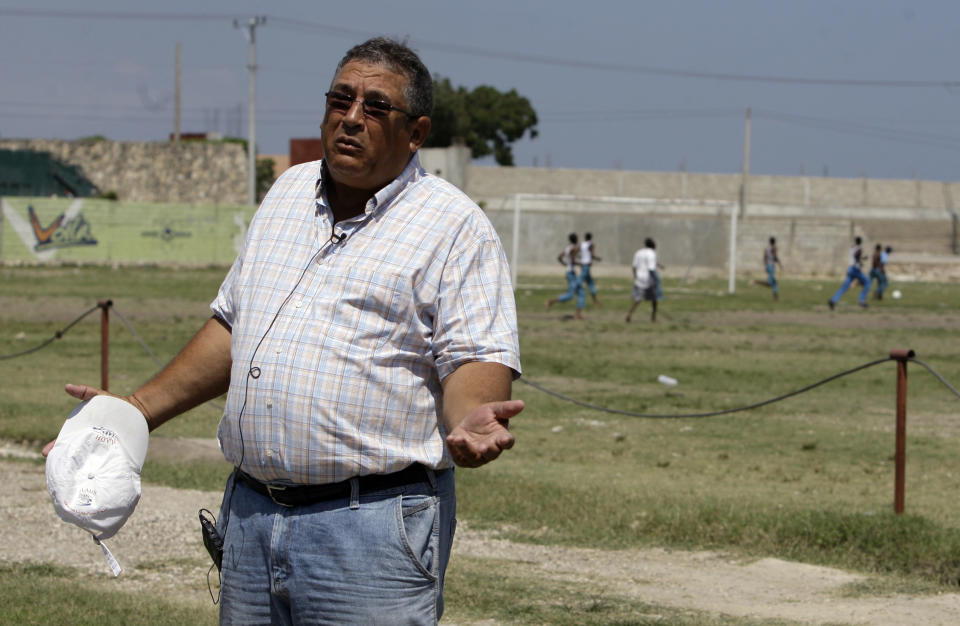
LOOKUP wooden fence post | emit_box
[890,348,915,515]
[98,299,112,392]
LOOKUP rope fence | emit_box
[0,300,223,410]
[521,357,888,419]
[0,304,101,361]
[2,301,959,513]
[519,356,959,418]
[110,305,165,368]
[3,302,958,414]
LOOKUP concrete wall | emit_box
[486,196,729,277]
[419,144,471,190]
[1,196,254,265]
[484,193,958,281]
[465,165,960,212]
[0,139,247,205]
[467,165,958,280]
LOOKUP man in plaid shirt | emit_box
[49,37,522,624]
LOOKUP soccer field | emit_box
[2,265,959,623]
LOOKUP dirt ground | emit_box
[4,441,960,625]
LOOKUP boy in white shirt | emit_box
[626,238,660,323]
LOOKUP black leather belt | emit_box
[236,463,434,507]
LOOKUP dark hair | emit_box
[885,246,893,253]
[855,236,862,245]
[585,232,593,241]
[568,233,578,244]
[769,236,776,244]
[875,243,882,250]
[645,237,655,249]
[334,37,433,118]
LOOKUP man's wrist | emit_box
[126,392,153,430]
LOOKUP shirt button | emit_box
[266,399,273,409]
[265,449,274,458]
[294,299,302,308]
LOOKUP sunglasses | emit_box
[324,91,417,119]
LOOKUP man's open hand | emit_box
[445,399,524,468]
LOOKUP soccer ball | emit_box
[892,290,902,300]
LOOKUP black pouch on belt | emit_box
[198,508,223,572]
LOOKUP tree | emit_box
[256,157,276,202]
[425,77,538,166]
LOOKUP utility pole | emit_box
[730,106,751,294]
[173,42,181,142]
[235,16,266,206]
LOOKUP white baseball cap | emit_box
[45,395,149,575]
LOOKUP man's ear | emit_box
[407,116,431,152]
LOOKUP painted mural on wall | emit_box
[140,224,193,243]
[28,203,98,251]
[1,197,253,265]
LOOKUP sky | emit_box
[3,1,960,181]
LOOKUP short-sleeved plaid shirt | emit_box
[211,154,521,485]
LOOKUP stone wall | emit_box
[7,138,957,216]
[464,165,960,212]
[0,139,247,204]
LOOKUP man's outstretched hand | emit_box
[445,399,524,468]
[63,382,109,403]
[41,383,127,457]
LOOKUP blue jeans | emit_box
[579,264,597,297]
[556,270,586,309]
[830,265,869,305]
[217,468,456,625]
[765,263,778,295]
[872,268,888,297]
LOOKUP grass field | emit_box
[1,264,959,624]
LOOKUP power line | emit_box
[6,99,960,140]
[753,109,960,152]
[7,104,960,154]
[3,8,959,89]
[0,109,318,128]
[540,107,743,122]
[0,100,319,120]
[265,16,960,89]
[534,106,960,153]
[0,8,238,21]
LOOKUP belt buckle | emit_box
[266,484,293,507]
